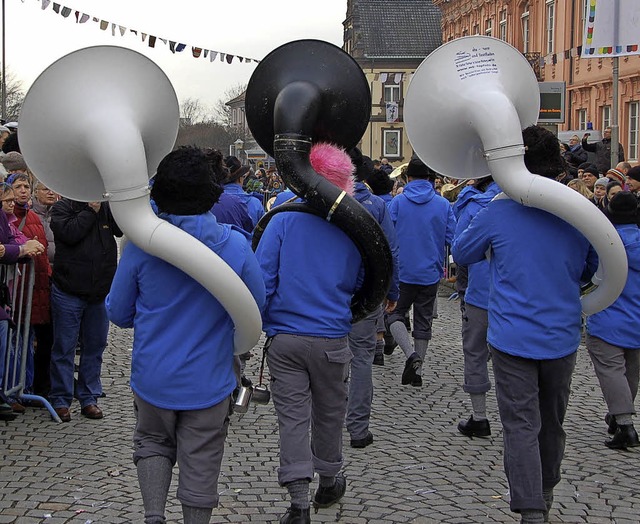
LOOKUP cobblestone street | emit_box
[1,293,639,523]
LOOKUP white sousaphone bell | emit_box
[18,46,262,355]
[404,36,627,315]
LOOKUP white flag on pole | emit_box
[582,0,640,58]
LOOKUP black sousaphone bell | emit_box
[245,39,393,322]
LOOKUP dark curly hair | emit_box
[367,168,395,195]
[151,146,222,215]
[522,125,566,178]
[204,148,229,185]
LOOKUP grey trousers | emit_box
[132,393,232,508]
[388,281,439,340]
[267,333,352,486]
[461,302,491,394]
[586,334,639,416]
[346,306,381,440]
[490,346,576,513]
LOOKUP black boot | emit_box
[280,506,310,524]
[604,413,618,435]
[313,472,346,508]
[401,352,422,385]
[605,424,640,450]
[457,415,491,437]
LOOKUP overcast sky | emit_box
[4,0,346,115]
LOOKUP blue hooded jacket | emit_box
[388,179,457,285]
[224,183,265,229]
[106,212,266,410]
[587,224,640,349]
[452,198,597,360]
[453,181,502,309]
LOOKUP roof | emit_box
[353,0,442,59]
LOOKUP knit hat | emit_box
[577,162,593,171]
[348,147,374,182]
[627,166,640,183]
[367,168,395,196]
[309,142,355,195]
[582,166,599,178]
[151,146,221,215]
[224,156,250,184]
[606,191,638,225]
[1,151,27,173]
[606,168,626,184]
[594,177,609,189]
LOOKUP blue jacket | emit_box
[388,179,457,285]
[452,185,482,220]
[223,183,265,229]
[272,189,299,207]
[211,193,253,233]
[255,212,362,338]
[453,181,502,309]
[587,224,640,349]
[354,182,400,302]
[452,198,597,360]
[105,212,266,410]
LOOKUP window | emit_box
[521,3,530,53]
[629,102,639,161]
[473,24,480,35]
[383,129,401,158]
[499,10,507,41]
[602,105,611,130]
[546,0,555,54]
[578,109,587,130]
[384,84,400,103]
[485,19,493,37]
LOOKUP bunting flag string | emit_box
[31,0,261,65]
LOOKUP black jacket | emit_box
[50,199,122,302]
[582,138,624,174]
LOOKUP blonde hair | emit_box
[567,178,593,199]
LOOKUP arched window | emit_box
[521,2,530,53]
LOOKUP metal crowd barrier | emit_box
[1,259,61,423]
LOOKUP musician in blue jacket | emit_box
[106,146,266,524]
[586,191,640,450]
[387,157,456,387]
[452,176,501,438]
[255,143,362,524]
[452,126,597,524]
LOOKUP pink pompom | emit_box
[309,142,355,196]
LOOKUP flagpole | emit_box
[611,56,619,170]
[1,0,6,123]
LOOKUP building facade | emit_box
[434,0,640,162]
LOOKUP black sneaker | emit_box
[457,415,491,437]
[411,375,423,387]
[372,353,384,366]
[350,431,374,449]
[604,413,618,435]
[280,505,310,524]
[401,352,422,385]
[313,472,346,509]
[605,424,640,450]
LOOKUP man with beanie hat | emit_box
[626,166,640,196]
[453,125,598,524]
[344,148,399,449]
[586,191,640,450]
[106,146,265,524]
[255,143,363,524]
[387,157,457,387]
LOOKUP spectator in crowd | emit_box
[606,168,627,187]
[387,157,456,388]
[615,161,632,177]
[49,196,122,422]
[625,166,640,196]
[345,148,399,450]
[0,201,44,420]
[379,157,393,175]
[452,125,597,524]
[255,143,361,524]
[1,130,19,155]
[107,146,265,524]
[1,152,29,180]
[592,177,609,210]
[452,176,501,438]
[582,127,625,175]
[606,180,624,203]
[205,149,253,233]
[555,168,575,185]
[563,135,588,169]
[223,156,264,230]
[567,178,594,200]
[581,166,599,192]
[9,172,52,407]
[586,191,640,450]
